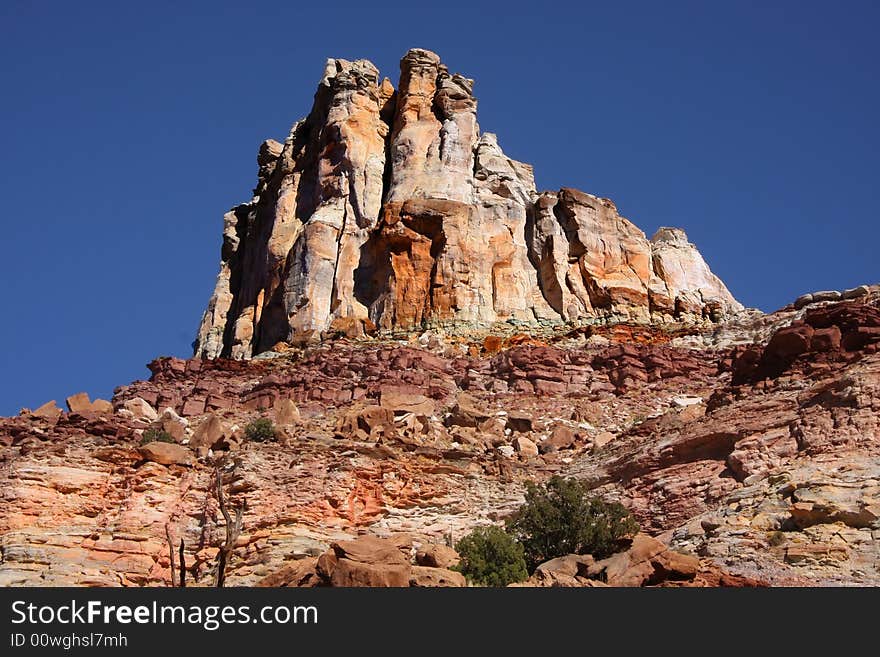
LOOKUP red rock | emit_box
[331,536,408,566]
[335,405,394,440]
[409,566,466,587]
[273,398,301,425]
[90,399,113,414]
[505,412,534,433]
[766,325,814,361]
[31,401,62,421]
[512,435,539,458]
[190,414,231,452]
[415,544,460,569]
[181,397,206,417]
[590,535,699,587]
[138,442,193,466]
[483,335,504,354]
[534,554,595,578]
[534,379,568,395]
[256,558,322,587]
[541,425,577,453]
[65,392,92,414]
[316,551,338,581]
[446,393,493,428]
[330,559,411,587]
[2,290,878,588]
[811,326,841,352]
[379,389,435,416]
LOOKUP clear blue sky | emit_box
[1,1,878,415]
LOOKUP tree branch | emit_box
[214,466,243,587]
[179,539,186,588]
[165,522,178,588]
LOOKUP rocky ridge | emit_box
[2,287,878,586]
[194,48,741,360]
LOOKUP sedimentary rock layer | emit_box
[4,290,879,585]
[194,48,741,360]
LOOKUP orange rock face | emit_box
[194,48,741,360]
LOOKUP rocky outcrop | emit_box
[255,535,465,587]
[2,291,879,586]
[731,298,880,384]
[528,193,740,324]
[194,48,741,360]
[522,534,761,587]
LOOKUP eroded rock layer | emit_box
[3,289,878,586]
[194,49,741,359]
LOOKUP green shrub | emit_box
[454,525,528,587]
[139,428,174,446]
[245,417,276,442]
[506,476,639,571]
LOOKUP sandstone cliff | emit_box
[194,49,741,360]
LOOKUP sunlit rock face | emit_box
[194,48,741,360]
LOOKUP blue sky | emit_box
[1,1,878,415]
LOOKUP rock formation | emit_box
[3,286,878,586]
[194,48,741,359]
[2,48,876,589]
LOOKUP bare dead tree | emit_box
[165,522,179,587]
[179,539,186,587]
[214,466,244,587]
[165,522,188,587]
[162,473,194,588]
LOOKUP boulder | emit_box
[314,535,415,587]
[589,534,699,587]
[446,393,493,428]
[534,554,595,578]
[327,316,367,339]
[766,325,814,360]
[152,408,188,442]
[541,425,577,453]
[31,400,62,421]
[316,551,338,581]
[65,393,112,415]
[409,566,466,587]
[512,435,539,458]
[138,442,193,467]
[273,398,301,426]
[505,411,534,433]
[592,431,615,450]
[379,389,435,416]
[256,558,322,587]
[122,397,158,422]
[527,554,603,587]
[65,392,92,414]
[334,405,394,440]
[330,559,411,587]
[190,414,234,452]
[90,399,114,414]
[415,544,460,569]
[841,285,870,300]
[331,536,409,566]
